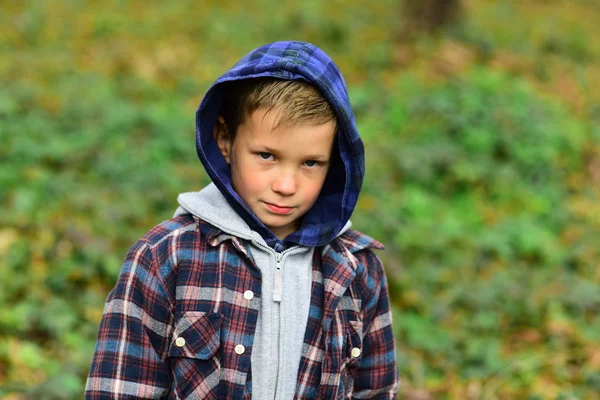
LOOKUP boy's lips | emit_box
[263,202,294,215]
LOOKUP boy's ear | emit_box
[213,116,232,164]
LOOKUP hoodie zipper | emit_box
[273,252,283,302]
[271,246,298,302]
[270,246,298,399]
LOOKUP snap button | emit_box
[351,347,361,358]
[243,290,254,300]
[175,337,186,347]
[234,344,245,355]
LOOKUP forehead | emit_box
[239,109,336,155]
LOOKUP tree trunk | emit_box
[402,0,463,36]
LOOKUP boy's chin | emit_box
[261,218,301,238]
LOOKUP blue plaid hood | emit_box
[195,41,364,248]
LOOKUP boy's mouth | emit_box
[263,202,295,215]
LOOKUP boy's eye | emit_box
[304,160,319,167]
[258,152,273,160]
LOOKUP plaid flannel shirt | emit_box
[86,214,399,399]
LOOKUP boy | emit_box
[86,41,399,399]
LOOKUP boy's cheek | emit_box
[231,165,264,197]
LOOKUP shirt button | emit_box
[234,344,245,355]
[175,337,186,347]
[351,347,361,358]
[243,290,254,300]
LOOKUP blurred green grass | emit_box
[1,1,599,399]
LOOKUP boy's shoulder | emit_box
[330,228,389,282]
[133,215,386,275]
[137,214,200,246]
[137,214,233,251]
[137,215,385,254]
[334,228,384,253]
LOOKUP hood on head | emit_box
[195,41,364,247]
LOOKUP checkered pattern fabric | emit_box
[85,215,399,399]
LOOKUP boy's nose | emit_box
[272,171,297,196]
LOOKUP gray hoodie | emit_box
[174,183,351,399]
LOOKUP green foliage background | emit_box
[1,1,599,399]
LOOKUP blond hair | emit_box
[218,78,337,139]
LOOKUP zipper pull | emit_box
[273,253,283,302]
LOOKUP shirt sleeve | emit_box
[353,250,400,399]
[85,239,174,399]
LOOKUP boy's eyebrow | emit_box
[253,145,330,161]
[250,144,279,154]
[304,154,330,161]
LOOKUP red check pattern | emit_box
[85,214,399,399]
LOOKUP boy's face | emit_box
[215,108,336,240]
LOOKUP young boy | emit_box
[85,41,399,399]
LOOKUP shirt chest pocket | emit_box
[167,312,223,399]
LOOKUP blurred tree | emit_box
[401,0,463,36]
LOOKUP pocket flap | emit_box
[169,312,222,360]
